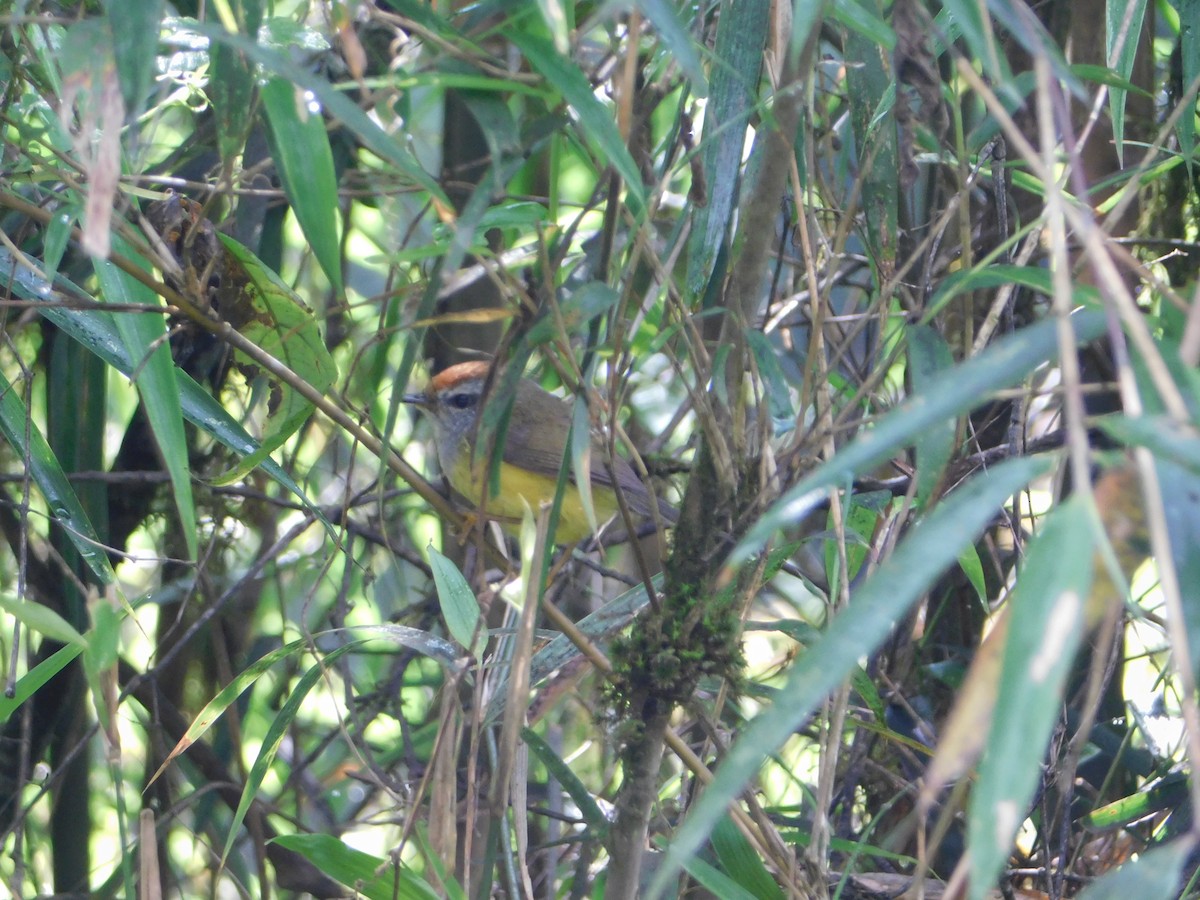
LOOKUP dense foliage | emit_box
[1,0,1199,897]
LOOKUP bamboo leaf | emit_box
[731,310,1107,566]
[428,547,484,660]
[686,0,771,297]
[94,239,197,560]
[270,835,442,900]
[967,495,1096,899]
[508,29,647,218]
[260,76,344,292]
[103,0,165,117]
[221,643,361,866]
[0,371,116,585]
[650,455,1053,898]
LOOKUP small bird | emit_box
[403,361,676,543]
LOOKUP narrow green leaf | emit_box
[270,835,442,900]
[484,574,664,725]
[149,637,314,788]
[181,20,446,204]
[522,728,609,833]
[968,496,1096,900]
[1098,414,1200,473]
[222,643,361,865]
[210,233,339,484]
[958,543,987,607]
[0,594,86,647]
[533,0,570,53]
[103,0,165,117]
[260,76,344,292]
[95,242,197,560]
[507,29,647,218]
[924,263,1054,321]
[0,371,116,585]
[570,396,599,537]
[907,324,956,504]
[746,330,794,424]
[1081,775,1188,832]
[686,0,771,296]
[650,455,1053,898]
[1179,0,1199,169]
[353,624,463,668]
[427,547,484,659]
[43,209,74,282]
[0,245,323,520]
[833,0,895,49]
[637,0,708,97]
[1156,456,1200,684]
[1105,0,1150,163]
[208,18,258,166]
[731,310,1107,566]
[1077,836,1195,900]
[844,0,899,268]
[940,0,1014,98]
[712,815,785,900]
[0,643,83,724]
[680,854,761,900]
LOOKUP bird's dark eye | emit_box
[447,392,477,410]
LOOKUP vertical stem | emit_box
[605,710,672,900]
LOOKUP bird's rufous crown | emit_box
[429,361,493,393]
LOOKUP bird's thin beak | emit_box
[401,390,429,406]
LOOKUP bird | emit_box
[403,361,676,543]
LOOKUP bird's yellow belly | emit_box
[446,455,618,543]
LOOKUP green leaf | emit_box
[180,19,447,204]
[712,815,785,900]
[270,835,442,900]
[0,643,84,724]
[103,0,165,117]
[907,324,956,504]
[1098,414,1200,474]
[507,30,647,219]
[0,594,86,647]
[0,371,116,585]
[94,241,197,560]
[207,3,260,167]
[260,76,344,292]
[686,0,771,296]
[484,574,664,724]
[522,728,609,834]
[533,0,570,53]
[824,494,880,586]
[680,853,762,900]
[427,546,484,659]
[940,0,1015,100]
[844,0,902,271]
[746,330,794,424]
[649,455,1054,898]
[1077,837,1195,900]
[968,495,1096,900]
[833,0,895,50]
[0,245,323,521]
[637,0,708,97]
[924,264,1054,321]
[222,643,361,865]
[958,543,987,607]
[1105,0,1151,163]
[148,637,315,787]
[731,310,1107,566]
[1179,0,1200,171]
[210,233,339,484]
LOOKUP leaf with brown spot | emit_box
[210,233,337,483]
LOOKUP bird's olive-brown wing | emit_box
[500,380,663,518]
